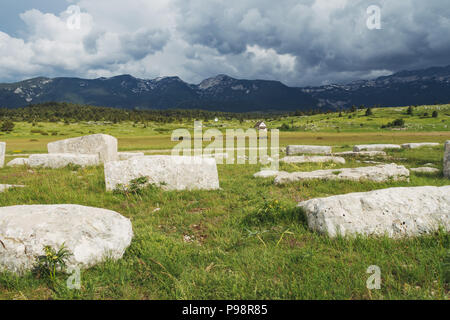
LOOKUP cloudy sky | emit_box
[0,0,449,86]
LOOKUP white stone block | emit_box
[275,164,409,184]
[0,205,133,274]
[104,156,220,191]
[48,134,118,163]
[286,145,332,155]
[281,156,345,164]
[401,143,440,149]
[29,154,100,168]
[6,158,29,167]
[353,144,401,152]
[298,186,450,238]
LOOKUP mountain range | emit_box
[1,65,450,112]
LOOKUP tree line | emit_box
[0,102,332,124]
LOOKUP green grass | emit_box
[1,104,449,153]
[0,104,449,300]
[0,146,449,300]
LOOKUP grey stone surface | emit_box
[281,156,345,164]
[0,205,133,274]
[353,144,401,152]
[104,156,220,191]
[118,152,145,160]
[286,145,332,155]
[48,134,118,163]
[29,154,100,168]
[6,158,29,167]
[401,143,440,149]
[363,161,384,165]
[410,167,440,174]
[298,186,450,238]
[275,164,409,184]
[445,141,450,178]
[334,151,387,157]
[0,142,5,168]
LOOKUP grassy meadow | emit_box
[0,104,449,300]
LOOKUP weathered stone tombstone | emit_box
[298,186,450,238]
[281,156,345,164]
[401,142,439,149]
[353,144,401,152]
[275,163,409,184]
[28,154,100,168]
[48,134,118,163]
[0,204,133,274]
[410,167,440,174]
[6,158,29,167]
[0,142,5,168]
[334,151,386,157]
[444,141,450,178]
[286,145,332,155]
[104,156,220,191]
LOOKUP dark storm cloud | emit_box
[173,0,450,85]
[0,0,449,85]
[120,29,171,60]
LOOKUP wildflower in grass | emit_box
[34,244,72,283]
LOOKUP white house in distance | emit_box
[254,121,268,132]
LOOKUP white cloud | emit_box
[0,0,449,85]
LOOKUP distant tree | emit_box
[351,105,357,113]
[278,123,290,131]
[406,106,414,115]
[0,119,14,132]
[365,107,373,116]
[432,111,438,118]
[338,112,343,117]
[382,118,405,128]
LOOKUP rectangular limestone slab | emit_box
[29,154,100,168]
[48,134,118,163]
[281,156,345,164]
[298,186,450,238]
[401,142,440,149]
[104,156,220,191]
[274,163,409,184]
[334,151,387,157]
[445,141,450,178]
[353,144,401,152]
[6,158,29,167]
[0,142,5,168]
[286,145,332,155]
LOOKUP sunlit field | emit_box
[0,104,449,300]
